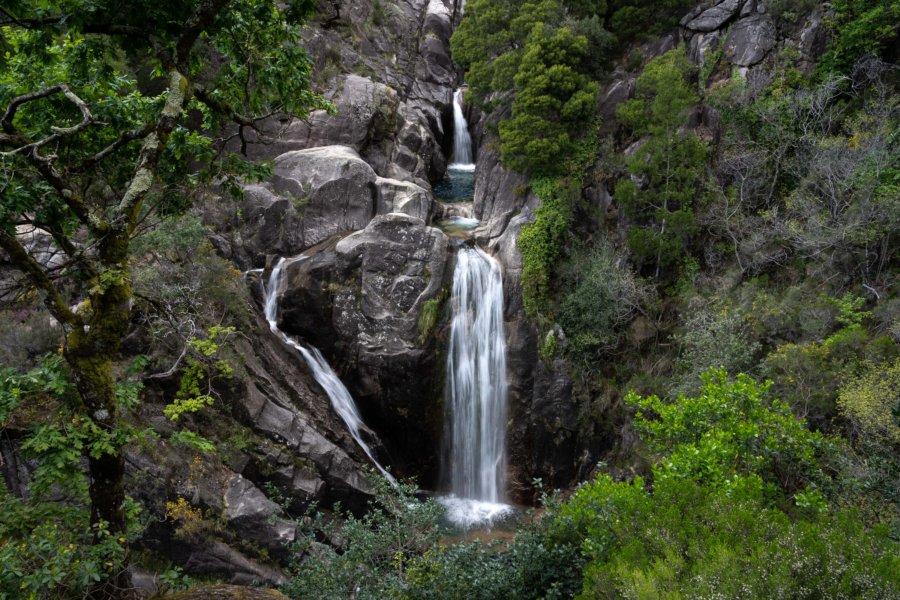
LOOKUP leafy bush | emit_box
[554,370,899,598]
[818,0,900,75]
[517,178,576,319]
[558,241,648,362]
[838,358,900,448]
[0,488,133,600]
[673,305,761,395]
[283,476,583,600]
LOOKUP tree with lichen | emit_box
[0,1,326,596]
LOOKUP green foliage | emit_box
[0,486,134,600]
[818,0,900,75]
[283,475,445,598]
[673,305,761,395]
[607,0,695,45]
[708,56,897,278]
[837,358,900,447]
[561,475,899,599]
[283,475,583,600]
[558,241,647,362]
[556,370,899,598]
[517,178,575,319]
[169,430,216,454]
[762,295,897,429]
[615,48,707,276]
[628,369,832,498]
[0,356,134,499]
[165,326,235,421]
[417,289,448,342]
[499,24,599,176]
[767,0,819,25]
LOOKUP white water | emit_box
[263,257,396,485]
[440,246,512,527]
[449,88,474,169]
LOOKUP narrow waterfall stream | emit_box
[439,246,512,528]
[449,88,474,169]
[262,257,396,485]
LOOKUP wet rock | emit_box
[277,214,451,482]
[724,14,777,66]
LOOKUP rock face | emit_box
[240,0,461,187]
[724,13,777,66]
[683,0,743,32]
[276,214,452,482]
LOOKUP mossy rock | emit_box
[165,584,288,599]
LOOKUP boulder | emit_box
[277,214,452,482]
[375,177,433,222]
[222,475,295,551]
[270,145,378,249]
[182,541,287,587]
[684,0,744,32]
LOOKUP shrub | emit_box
[837,358,900,448]
[558,241,648,362]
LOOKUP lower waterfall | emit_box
[263,256,396,485]
[440,245,512,528]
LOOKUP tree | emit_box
[499,23,599,176]
[614,48,707,277]
[0,1,326,595]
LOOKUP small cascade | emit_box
[263,257,396,485]
[440,245,512,528]
[449,88,475,170]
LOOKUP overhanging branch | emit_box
[0,229,82,327]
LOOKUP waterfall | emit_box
[440,246,511,527]
[263,257,396,485]
[450,88,475,170]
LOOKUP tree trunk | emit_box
[64,253,135,598]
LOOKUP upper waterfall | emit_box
[440,245,511,528]
[450,88,475,170]
[263,257,396,485]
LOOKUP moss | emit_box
[417,288,448,343]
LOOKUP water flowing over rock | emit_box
[263,257,396,484]
[450,88,474,166]
[441,246,512,527]
[276,214,452,481]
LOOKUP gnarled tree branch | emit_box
[0,229,82,327]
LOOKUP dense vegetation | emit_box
[0,0,326,596]
[278,371,897,598]
[0,0,897,598]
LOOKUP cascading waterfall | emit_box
[263,257,396,485]
[449,88,475,170]
[440,246,512,528]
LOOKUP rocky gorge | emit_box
[3,0,894,595]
